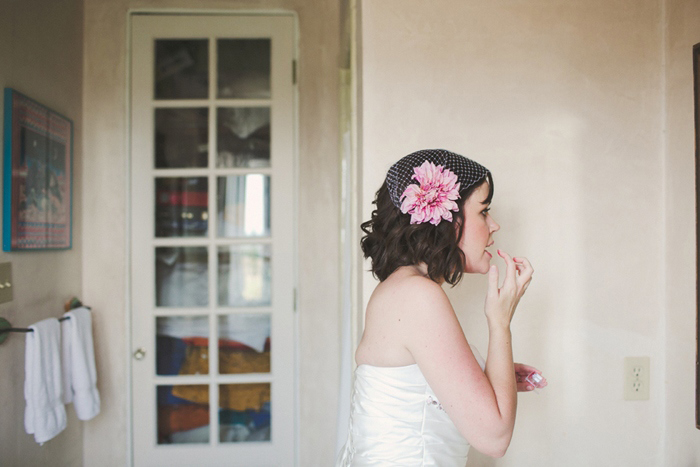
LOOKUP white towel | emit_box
[61,316,72,405]
[24,318,67,444]
[61,307,100,420]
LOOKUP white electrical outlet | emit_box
[624,356,650,401]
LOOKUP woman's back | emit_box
[339,266,487,466]
[355,266,437,368]
[336,363,473,466]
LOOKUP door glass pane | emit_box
[155,108,208,168]
[158,385,210,444]
[155,39,208,99]
[218,244,271,307]
[156,246,208,307]
[217,175,270,237]
[219,383,271,442]
[216,107,270,168]
[156,316,209,375]
[217,39,270,99]
[155,177,208,238]
[218,314,271,374]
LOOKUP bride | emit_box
[336,149,546,465]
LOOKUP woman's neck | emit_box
[411,263,445,285]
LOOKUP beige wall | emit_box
[2,0,697,465]
[0,0,84,465]
[359,1,676,465]
[664,0,700,465]
[82,1,340,465]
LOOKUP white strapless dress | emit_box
[336,347,485,466]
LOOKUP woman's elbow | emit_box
[484,444,508,458]
[470,431,513,458]
[459,414,515,458]
[476,441,509,458]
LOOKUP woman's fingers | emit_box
[514,362,538,374]
[517,378,548,391]
[498,249,517,288]
[517,381,534,392]
[513,257,534,289]
[514,363,548,391]
[487,264,499,299]
[513,257,533,274]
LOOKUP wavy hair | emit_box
[360,173,493,285]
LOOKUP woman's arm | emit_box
[479,250,532,455]
[401,251,533,458]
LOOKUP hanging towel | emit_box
[61,316,72,405]
[61,307,100,420]
[24,318,67,444]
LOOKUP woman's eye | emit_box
[481,208,490,216]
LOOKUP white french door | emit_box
[130,14,296,466]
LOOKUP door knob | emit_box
[133,348,146,360]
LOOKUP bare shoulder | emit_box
[368,271,452,324]
[369,271,459,345]
[357,269,455,366]
[366,269,475,369]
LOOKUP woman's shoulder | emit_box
[359,267,455,367]
[369,267,453,321]
[374,267,446,301]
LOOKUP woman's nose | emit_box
[489,215,500,233]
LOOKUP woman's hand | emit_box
[514,363,547,392]
[484,250,534,328]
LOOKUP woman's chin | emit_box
[464,261,491,275]
[463,251,493,274]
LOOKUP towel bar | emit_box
[0,299,89,344]
[0,317,71,343]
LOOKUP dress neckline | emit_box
[356,362,419,370]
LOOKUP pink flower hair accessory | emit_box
[386,149,491,224]
[400,161,461,225]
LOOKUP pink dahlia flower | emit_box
[400,161,461,225]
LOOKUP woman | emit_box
[336,149,546,466]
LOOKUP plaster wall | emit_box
[664,0,700,464]
[3,1,696,465]
[0,0,84,465]
[359,1,666,465]
[82,1,340,465]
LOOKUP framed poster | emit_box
[2,88,73,251]
[694,43,700,429]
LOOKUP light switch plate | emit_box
[0,263,13,304]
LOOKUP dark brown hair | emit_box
[360,173,493,285]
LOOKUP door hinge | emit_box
[292,60,297,85]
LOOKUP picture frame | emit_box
[694,42,700,429]
[2,88,73,251]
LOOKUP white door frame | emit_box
[126,10,300,466]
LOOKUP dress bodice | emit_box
[336,347,485,466]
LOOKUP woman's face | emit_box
[459,182,500,274]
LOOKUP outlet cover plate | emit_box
[624,356,650,401]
